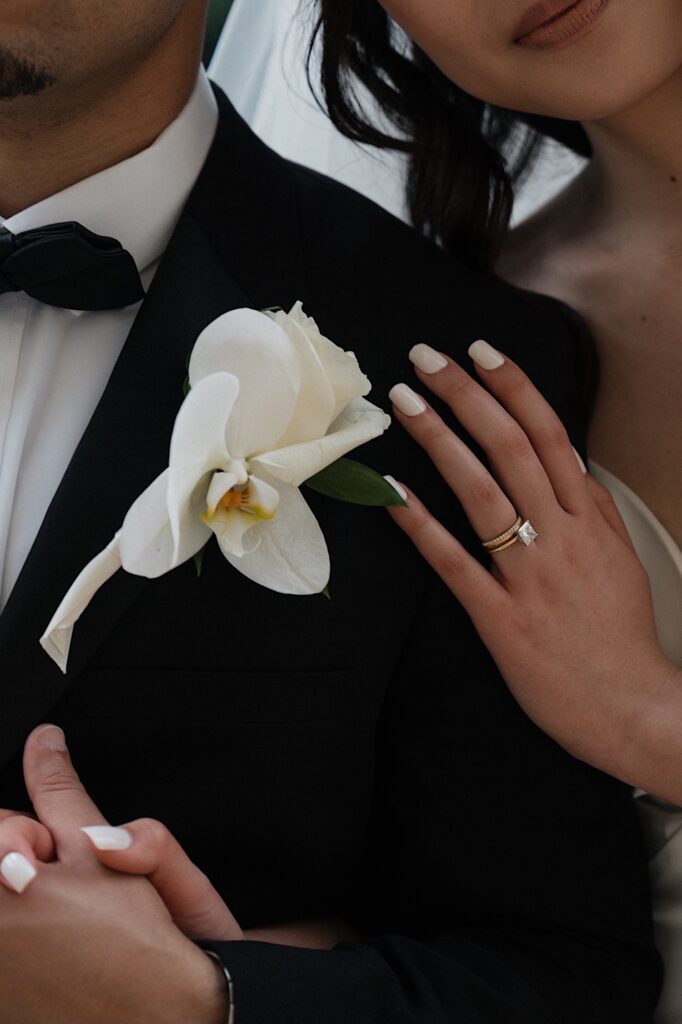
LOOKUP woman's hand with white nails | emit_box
[0,809,55,893]
[0,737,350,952]
[0,725,228,1024]
[386,342,682,803]
[80,821,357,949]
[81,818,244,941]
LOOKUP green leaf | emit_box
[193,548,204,578]
[321,585,331,600]
[183,373,191,398]
[305,458,407,507]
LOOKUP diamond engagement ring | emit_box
[517,521,539,546]
[482,516,538,553]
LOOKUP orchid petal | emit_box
[207,475,279,556]
[221,480,330,595]
[274,302,371,422]
[40,533,123,673]
[120,470,210,578]
[205,472,238,517]
[251,397,391,487]
[209,508,261,558]
[247,475,280,518]
[167,373,239,560]
[189,308,300,457]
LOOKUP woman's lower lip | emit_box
[516,0,610,49]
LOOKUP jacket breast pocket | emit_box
[77,667,356,725]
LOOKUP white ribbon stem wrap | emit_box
[40,534,123,674]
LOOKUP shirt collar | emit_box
[2,68,219,277]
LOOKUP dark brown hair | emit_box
[308,1,591,271]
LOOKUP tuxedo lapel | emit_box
[185,86,310,311]
[0,214,252,771]
[0,87,310,773]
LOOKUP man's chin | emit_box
[0,47,55,99]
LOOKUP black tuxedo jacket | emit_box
[0,85,661,1022]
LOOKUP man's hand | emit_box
[0,734,358,952]
[0,724,228,1024]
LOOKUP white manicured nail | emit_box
[409,344,447,374]
[572,446,588,474]
[80,826,132,851]
[389,384,426,416]
[469,340,505,370]
[384,475,408,502]
[1,852,37,893]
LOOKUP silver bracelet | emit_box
[202,948,235,1024]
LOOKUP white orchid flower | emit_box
[41,303,391,672]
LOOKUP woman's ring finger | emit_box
[389,383,540,566]
[482,516,539,555]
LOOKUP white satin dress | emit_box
[590,462,682,1023]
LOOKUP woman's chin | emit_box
[444,1,682,127]
[500,53,682,125]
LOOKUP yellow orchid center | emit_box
[218,485,252,511]
[204,478,278,525]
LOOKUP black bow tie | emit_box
[0,221,145,311]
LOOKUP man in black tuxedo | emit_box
[0,1,661,1021]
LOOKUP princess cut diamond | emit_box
[517,520,538,546]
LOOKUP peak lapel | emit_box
[186,85,311,310]
[0,213,252,773]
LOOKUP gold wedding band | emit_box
[482,516,539,553]
[481,515,522,551]
[487,534,520,553]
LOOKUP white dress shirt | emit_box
[0,69,218,609]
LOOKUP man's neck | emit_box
[0,34,202,219]
[580,64,682,247]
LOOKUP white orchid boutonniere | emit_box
[41,303,402,672]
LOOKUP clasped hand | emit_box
[0,724,238,1024]
[0,724,355,1024]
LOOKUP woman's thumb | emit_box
[80,818,243,941]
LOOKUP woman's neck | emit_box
[580,65,682,246]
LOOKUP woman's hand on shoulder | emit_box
[386,340,682,802]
